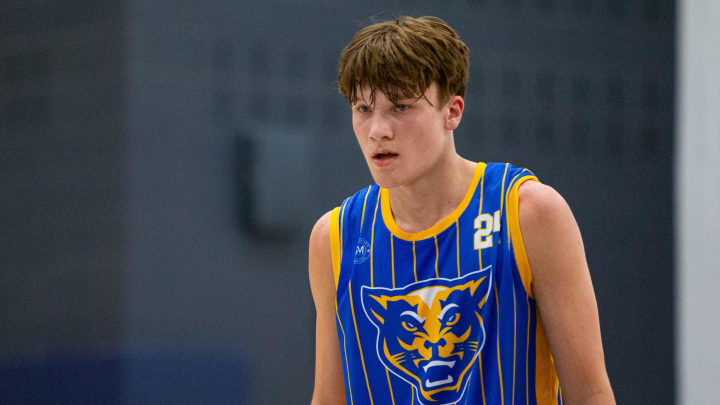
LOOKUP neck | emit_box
[386,154,477,234]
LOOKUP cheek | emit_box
[351,118,360,137]
[414,117,444,145]
[411,129,444,154]
[352,117,370,138]
[352,121,367,148]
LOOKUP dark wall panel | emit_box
[0,0,674,403]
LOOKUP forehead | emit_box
[355,82,440,105]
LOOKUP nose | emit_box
[368,114,394,141]
[423,338,447,355]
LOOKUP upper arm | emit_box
[518,181,615,404]
[309,211,346,404]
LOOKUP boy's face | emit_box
[351,82,460,189]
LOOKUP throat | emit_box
[392,198,456,233]
[386,160,479,234]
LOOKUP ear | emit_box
[473,275,491,310]
[444,95,464,131]
[361,287,390,326]
[462,270,491,311]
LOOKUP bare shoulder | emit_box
[517,180,573,227]
[517,180,586,282]
[308,210,334,292]
[309,211,332,253]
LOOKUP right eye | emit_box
[355,105,371,113]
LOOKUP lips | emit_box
[373,151,398,158]
[371,150,398,166]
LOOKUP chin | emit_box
[369,171,404,189]
[369,164,428,190]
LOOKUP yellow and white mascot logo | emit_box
[361,267,492,405]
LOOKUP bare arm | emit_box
[309,211,346,405]
[519,181,615,405]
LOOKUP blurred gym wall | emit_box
[1,0,677,403]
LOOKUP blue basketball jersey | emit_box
[329,162,562,405]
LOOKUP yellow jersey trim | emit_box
[379,162,487,241]
[506,175,539,298]
[330,206,342,289]
[348,280,375,404]
[359,186,371,231]
[334,303,354,405]
[370,192,381,287]
[535,310,560,404]
[494,284,505,405]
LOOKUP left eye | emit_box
[446,313,459,326]
[394,104,409,112]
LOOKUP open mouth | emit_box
[373,152,398,160]
[422,360,456,372]
[422,360,456,388]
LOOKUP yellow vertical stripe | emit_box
[507,176,540,297]
[385,368,396,405]
[330,207,342,289]
[340,200,347,253]
[348,281,374,404]
[331,201,349,290]
[526,295,531,405]
[504,170,530,199]
[391,235,395,288]
[495,284,505,405]
[369,192,381,287]
[455,220,461,277]
[478,353,487,405]
[498,163,510,222]
[476,165,487,404]
[335,303,354,405]
[387,234,397,404]
[433,236,439,278]
[411,386,415,405]
[504,170,529,252]
[504,172,526,214]
[359,186,371,231]
[477,167,486,271]
[512,287,517,405]
[535,310,560,405]
[412,241,418,282]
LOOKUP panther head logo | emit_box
[361,267,492,405]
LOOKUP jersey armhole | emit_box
[507,176,539,298]
[329,206,342,290]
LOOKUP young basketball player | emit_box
[309,16,614,405]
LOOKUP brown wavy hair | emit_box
[337,16,469,108]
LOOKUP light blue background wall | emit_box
[676,0,720,402]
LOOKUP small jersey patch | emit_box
[353,238,371,264]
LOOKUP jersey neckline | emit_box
[379,162,487,242]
